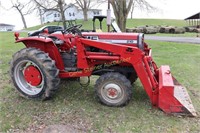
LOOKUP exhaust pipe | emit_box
[158,66,197,116]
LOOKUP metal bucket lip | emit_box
[173,84,197,117]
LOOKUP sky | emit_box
[0,0,199,30]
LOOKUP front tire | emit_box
[10,48,60,100]
[126,72,138,84]
[95,72,132,106]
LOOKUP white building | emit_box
[41,4,102,24]
[42,10,61,24]
[0,23,15,31]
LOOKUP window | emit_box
[97,11,99,15]
[73,13,75,16]
[58,14,60,17]
[69,13,71,16]
[54,14,57,17]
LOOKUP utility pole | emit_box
[107,0,111,32]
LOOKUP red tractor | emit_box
[11,25,196,116]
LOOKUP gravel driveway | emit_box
[145,35,200,44]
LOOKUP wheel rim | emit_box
[24,65,42,86]
[101,82,124,104]
[14,60,44,96]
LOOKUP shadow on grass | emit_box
[55,78,150,107]
[56,79,94,100]
[132,80,149,102]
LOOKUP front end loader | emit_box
[11,25,197,116]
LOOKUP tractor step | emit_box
[65,67,78,72]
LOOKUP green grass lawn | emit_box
[0,32,200,132]
[26,18,187,31]
[26,18,197,37]
[126,19,187,28]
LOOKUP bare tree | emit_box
[130,0,156,19]
[33,0,67,29]
[75,0,90,21]
[130,1,135,19]
[110,0,133,32]
[74,0,106,21]
[110,0,156,32]
[10,0,35,29]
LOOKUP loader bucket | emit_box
[158,66,197,116]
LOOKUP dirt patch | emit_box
[0,78,10,89]
[0,81,8,90]
[42,125,84,133]
[9,124,87,133]
[190,90,200,98]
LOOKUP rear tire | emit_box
[95,72,132,106]
[10,48,60,100]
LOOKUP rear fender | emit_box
[15,37,65,70]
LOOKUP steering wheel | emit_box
[64,24,83,36]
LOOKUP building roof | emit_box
[184,12,200,20]
[0,23,15,27]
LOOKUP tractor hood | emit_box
[82,32,144,50]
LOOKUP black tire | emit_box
[110,66,138,84]
[95,72,132,106]
[126,72,138,84]
[10,48,60,100]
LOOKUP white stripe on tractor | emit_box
[99,39,137,44]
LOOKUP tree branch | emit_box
[134,0,157,11]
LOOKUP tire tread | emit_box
[10,48,60,100]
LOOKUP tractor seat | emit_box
[54,39,64,45]
[48,36,65,45]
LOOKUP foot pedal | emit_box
[65,67,77,72]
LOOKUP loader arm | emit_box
[78,38,196,116]
[79,38,156,104]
